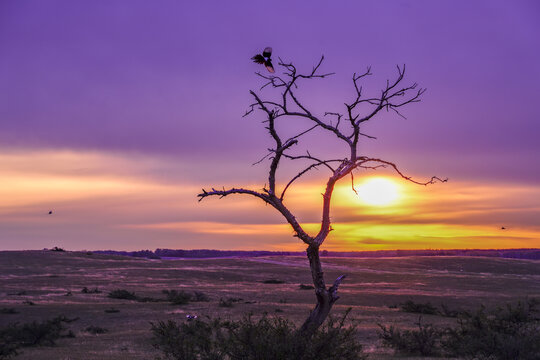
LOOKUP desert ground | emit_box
[1,250,539,359]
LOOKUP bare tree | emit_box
[198,56,445,333]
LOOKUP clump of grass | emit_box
[107,289,137,301]
[84,326,108,335]
[0,308,19,315]
[400,300,438,315]
[262,279,285,284]
[151,309,366,360]
[299,284,314,290]
[50,246,65,252]
[22,300,35,306]
[104,308,120,313]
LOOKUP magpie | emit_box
[251,47,275,73]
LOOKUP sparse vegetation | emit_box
[299,284,314,290]
[104,308,120,313]
[50,246,65,252]
[151,310,366,360]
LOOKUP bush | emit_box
[218,297,243,308]
[443,299,540,360]
[104,308,120,313]
[218,298,234,308]
[162,290,192,305]
[84,326,108,335]
[379,299,540,359]
[378,317,442,356]
[262,279,285,284]
[0,308,19,315]
[400,300,438,315]
[193,291,210,302]
[0,316,74,359]
[81,287,101,294]
[108,289,137,300]
[299,284,315,290]
[151,310,366,360]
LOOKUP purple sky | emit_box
[1,1,539,250]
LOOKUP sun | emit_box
[355,177,400,206]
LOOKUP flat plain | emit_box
[1,251,539,359]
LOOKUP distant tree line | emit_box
[92,248,540,260]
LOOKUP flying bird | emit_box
[501,226,506,230]
[48,210,53,215]
[251,47,275,73]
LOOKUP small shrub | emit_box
[108,289,137,300]
[439,303,459,317]
[299,284,314,290]
[162,290,192,305]
[22,300,35,306]
[400,300,438,315]
[81,287,101,294]
[193,291,210,302]
[378,317,442,356]
[151,310,366,360]
[84,326,108,335]
[0,308,19,315]
[104,308,120,313]
[262,279,285,284]
[218,298,234,308]
[50,246,65,252]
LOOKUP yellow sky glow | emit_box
[0,150,538,251]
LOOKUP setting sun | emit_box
[355,177,400,206]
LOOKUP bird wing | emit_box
[251,54,265,64]
[262,47,272,58]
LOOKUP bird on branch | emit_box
[251,47,275,73]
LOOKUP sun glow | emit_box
[355,177,400,206]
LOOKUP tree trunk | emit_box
[300,244,346,334]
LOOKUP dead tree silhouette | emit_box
[198,55,446,333]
